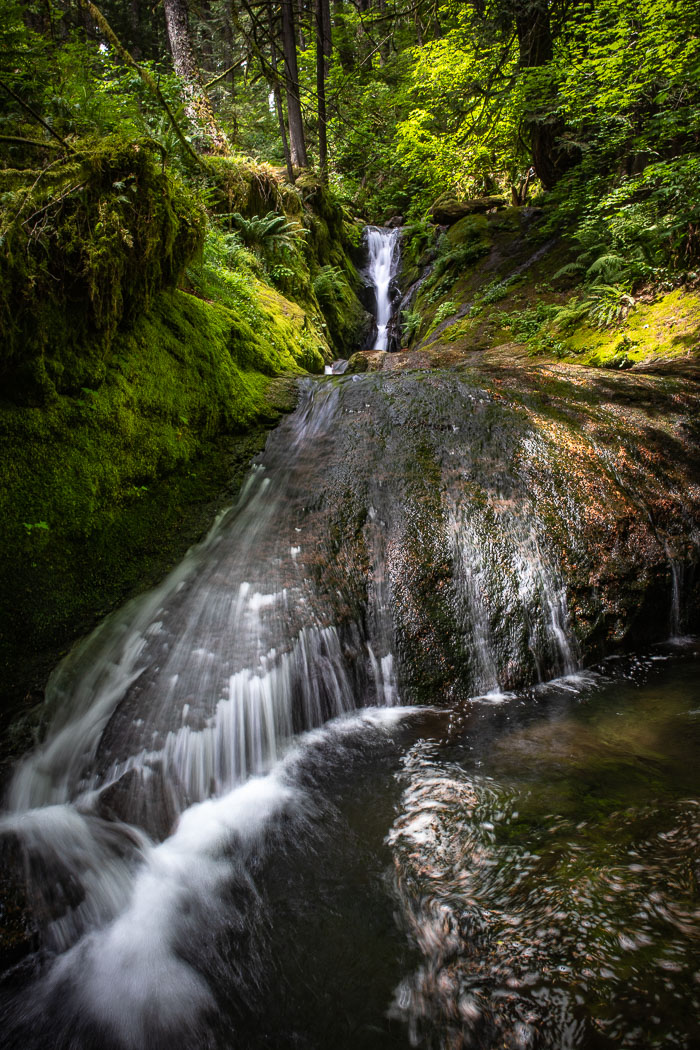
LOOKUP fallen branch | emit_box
[0,79,75,152]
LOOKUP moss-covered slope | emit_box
[395,207,700,373]
[0,141,363,732]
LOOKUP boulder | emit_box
[431,196,506,226]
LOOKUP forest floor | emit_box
[389,206,700,375]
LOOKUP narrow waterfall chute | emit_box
[365,226,401,351]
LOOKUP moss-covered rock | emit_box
[200,162,372,359]
[291,362,700,703]
[399,204,699,377]
[0,277,317,741]
[0,137,206,403]
[431,195,507,225]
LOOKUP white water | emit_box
[1,381,404,977]
[365,226,400,351]
[2,349,696,1050]
[3,709,414,1047]
[7,385,390,821]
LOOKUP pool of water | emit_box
[2,644,699,1050]
[230,642,700,1050]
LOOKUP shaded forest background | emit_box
[0,0,699,748]
[4,0,700,255]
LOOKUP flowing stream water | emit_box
[366,226,401,351]
[0,368,698,1050]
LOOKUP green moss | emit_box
[558,288,700,367]
[0,277,320,725]
[445,213,490,247]
[0,137,206,403]
[204,156,296,218]
[406,202,700,371]
[0,137,373,745]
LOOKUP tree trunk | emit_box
[321,0,332,72]
[268,3,295,183]
[281,0,308,167]
[334,0,354,71]
[129,0,142,59]
[197,0,215,72]
[297,0,307,50]
[315,0,328,179]
[378,0,388,66]
[514,0,576,188]
[163,0,228,152]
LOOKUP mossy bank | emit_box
[0,139,368,744]
[393,205,700,374]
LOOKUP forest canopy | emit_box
[2,0,699,267]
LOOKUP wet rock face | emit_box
[307,360,700,701]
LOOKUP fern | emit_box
[227,210,305,257]
[551,260,584,281]
[585,284,636,328]
[585,253,630,283]
[313,265,346,306]
[552,299,589,331]
[401,308,422,343]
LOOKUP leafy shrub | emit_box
[401,308,422,343]
[434,300,458,324]
[584,285,636,328]
[312,265,346,307]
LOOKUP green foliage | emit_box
[403,220,435,262]
[425,233,490,301]
[312,265,346,307]
[0,136,206,402]
[434,300,458,325]
[553,286,636,332]
[480,275,522,305]
[228,210,306,259]
[583,286,636,330]
[501,302,559,343]
[401,308,422,344]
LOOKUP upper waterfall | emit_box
[365,226,401,351]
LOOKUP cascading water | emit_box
[365,226,401,351]
[1,364,697,1050]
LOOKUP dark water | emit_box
[5,646,697,1050]
[1,368,698,1049]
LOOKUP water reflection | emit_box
[388,649,700,1049]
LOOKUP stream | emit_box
[366,226,401,351]
[0,344,699,1047]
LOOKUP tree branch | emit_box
[78,0,205,168]
[0,78,75,152]
[203,60,245,90]
[0,134,62,150]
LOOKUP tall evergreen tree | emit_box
[163,0,228,151]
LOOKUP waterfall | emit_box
[365,226,400,351]
[0,369,594,1049]
[5,382,399,830]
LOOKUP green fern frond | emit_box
[313,265,346,305]
[551,260,584,281]
[585,253,630,282]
